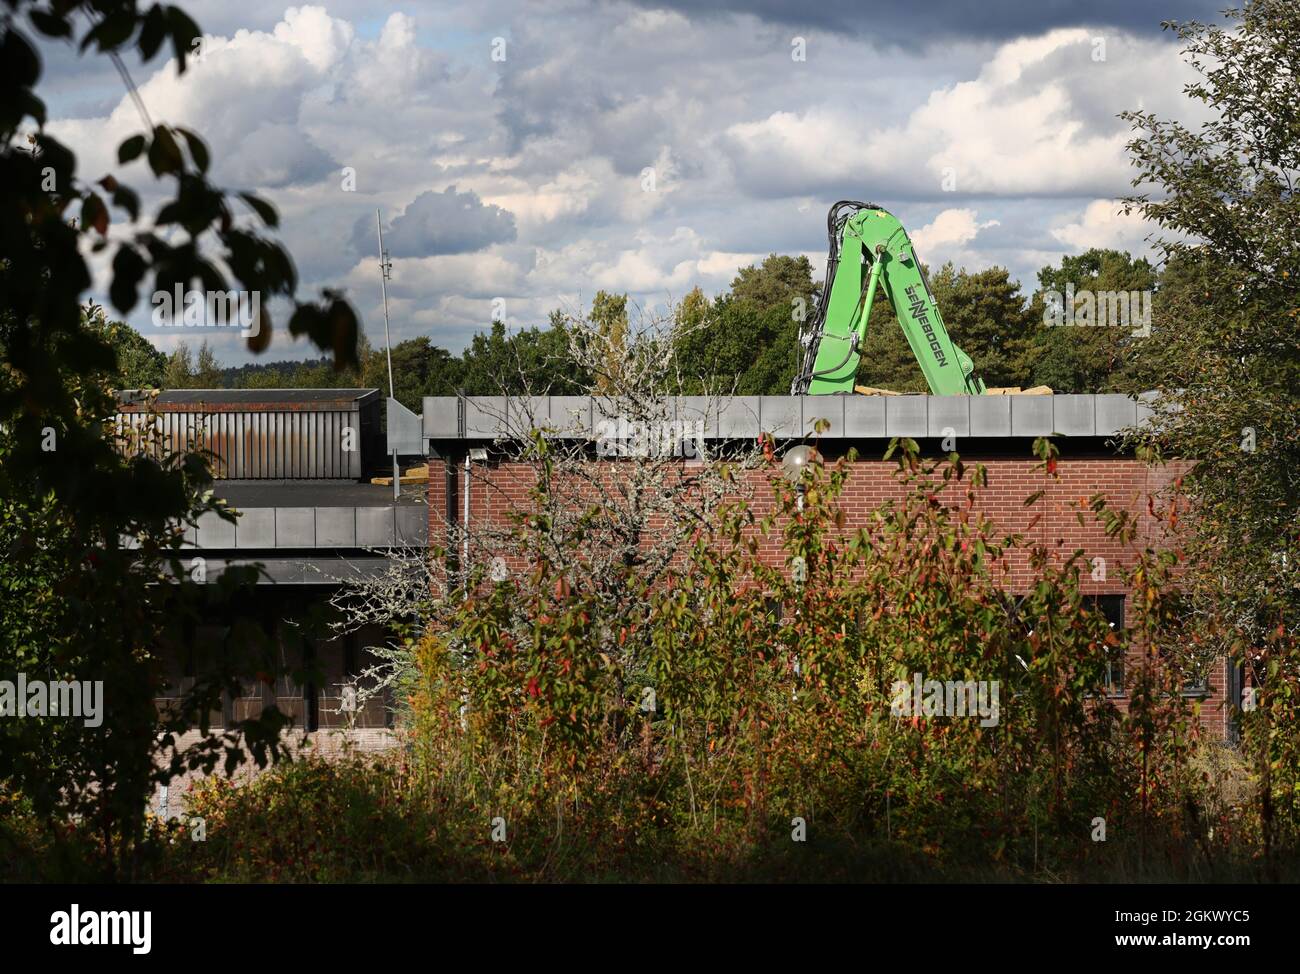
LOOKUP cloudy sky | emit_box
[39,0,1222,364]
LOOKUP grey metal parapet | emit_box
[162,556,400,585]
[422,394,1156,441]
[174,505,427,550]
[126,504,426,587]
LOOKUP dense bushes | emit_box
[172,755,446,883]
[351,437,1284,881]
[8,438,1293,882]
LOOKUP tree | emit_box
[1117,0,1300,858]
[362,336,465,411]
[673,255,815,395]
[1027,249,1157,393]
[333,300,763,772]
[933,265,1039,390]
[855,262,1038,392]
[459,320,587,396]
[589,291,629,394]
[83,305,166,389]
[193,339,222,388]
[163,343,194,389]
[223,334,370,391]
[235,361,308,389]
[730,254,816,311]
[1,0,358,876]
[677,252,1041,396]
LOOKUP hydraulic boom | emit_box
[791,201,986,396]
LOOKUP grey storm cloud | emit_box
[625,0,1224,43]
[220,122,337,189]
[355,186,518,258]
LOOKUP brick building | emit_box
[422,393,1233,739]
[117,387,1236,813]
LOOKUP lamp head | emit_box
[781,444,822,482]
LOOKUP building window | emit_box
[1083,595,1126,696]
[1157,600,1211,697]
[764,594,783,624]
[318,629,394,729]
[1180,667,1211,697]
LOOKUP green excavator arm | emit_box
[791,201,986,396]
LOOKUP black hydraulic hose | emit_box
[792,201,881,393]
[807,258,879,382]
[806,332,859,381]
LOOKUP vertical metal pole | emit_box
[462,452,471,595]
[376,210,395,396]
[376,210,399,500]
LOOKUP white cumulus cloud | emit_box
[1050,199,1155,254]
[911,209,1001,263]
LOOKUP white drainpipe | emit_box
[462,452,471,587]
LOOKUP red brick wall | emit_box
[427,449,1229,737]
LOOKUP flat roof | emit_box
[423,393,1158,441]
[117,388,381,406]
[213,480,424,509]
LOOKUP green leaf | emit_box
[137,5,168,60]
[154,201,180,226]
[81,193,108,236]
[29,10,73,38]
[111,185,140,221]
[81,12,136,53]
[118,134,147,164]
[327,298,360,369]
[110,245,148,313]
[147,126,183,175]
[166,6,202,74]
[175,127,209,174]
[0,28,40,87]
[11,89,46,129]
[239,192,279,228]
[247,307,271,354]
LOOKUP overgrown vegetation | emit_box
[1,0,355,878]
[8,437,1284,883]
[3,1,1296,885]
[1117,0,1300,873]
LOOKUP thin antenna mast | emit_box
[376,209,395,396]
[377,210,399,499]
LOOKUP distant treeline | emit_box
[102,246,1183,410]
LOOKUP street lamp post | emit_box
[779,443,822,700]
[781,443,822,511]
